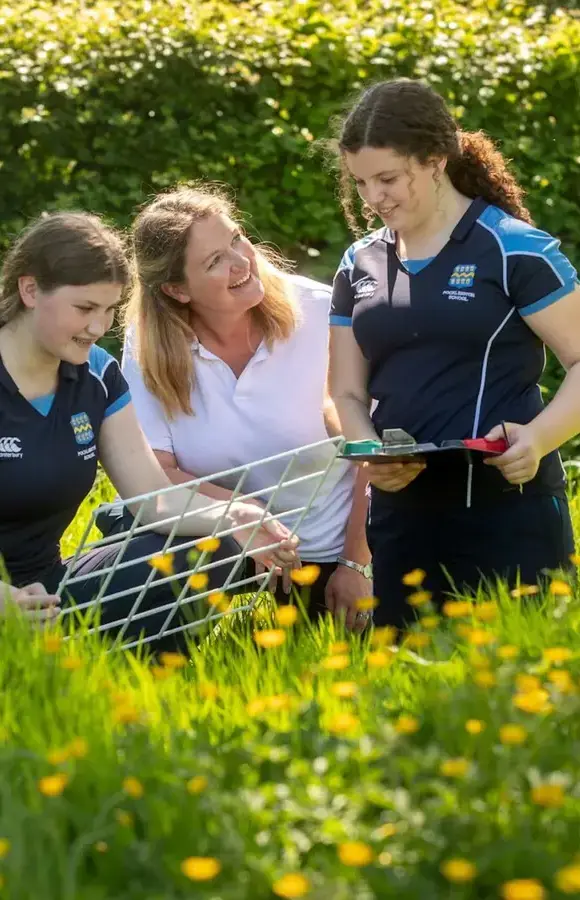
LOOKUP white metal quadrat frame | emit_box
[57,437,345,651]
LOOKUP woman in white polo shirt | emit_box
[118,184,372,630]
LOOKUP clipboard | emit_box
[339,429,508,464]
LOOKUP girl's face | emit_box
[164,213,264,318]
[345,146,443,234]
[18,277,123,364]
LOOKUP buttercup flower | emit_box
[473,601,498,621]
[499,724,528,745]
[443,600,472,618]
[547,669,575,693]
[366,650,393,668]
[188,572,209,591]
[516,674,542,693]
[338,841,374,867]
[276,605,298,627]
[291,565,321,587]
[330,641,349,654]
[555,864,580,894]
[549,579,571,596]
[187,776,208,794]
[356,596,378,612]
[371,626,397,646]
[38,773,69,797]
[159,652,187,669]
[474,670,496,688]
[326,713,360,736]
[180,856,221,881]
[149,553,174,575]
[407,590,432,607]
[421,615,440,629]
[440,858,477,883]
[402,568,425,587]
[531,783,565,808]
[122,776,144,799]
[439,758,470,778]
[272,873,311,898]
[254,629,286,649]
[500,878,545,900]
[321,654,349,671]
[543,646,573,664]
[465,719,485,735]
[196,537,221,553]
[497,645,519,660]
[513,689,552,714]
[330,682,358,698]
[510,584,539,598]
[467,628,495,646]
[394,715,419,734]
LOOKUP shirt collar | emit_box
[379,196,487,246]
[0,354,79,395]
[191,338,270,363]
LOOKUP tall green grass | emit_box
[0,475,571,899]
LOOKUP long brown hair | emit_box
[335,78,533,235]
[0,211,129,326]
[124,184,299,419]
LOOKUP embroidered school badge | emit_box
[70,412,94,445]
[448,264,477,288]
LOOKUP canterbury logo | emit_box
[0,437,21,453]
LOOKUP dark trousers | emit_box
[368,490,575,630]
[58,506,245,653]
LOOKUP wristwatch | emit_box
[337,556,373,580]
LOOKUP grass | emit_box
[0,476,577,899]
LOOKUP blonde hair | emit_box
[123,183,299,419]
[0,211,129,326]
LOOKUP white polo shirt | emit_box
[121,275,356,561]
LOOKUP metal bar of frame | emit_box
[57,437,344,650]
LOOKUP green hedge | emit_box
[2,0,580,450]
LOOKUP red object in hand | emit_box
[462,438,508,454]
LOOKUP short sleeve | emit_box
[505,224,579,316]
[87,345,131,418]
[120,327,174,453]
[329,246,356,326]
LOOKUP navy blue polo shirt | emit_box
[330,197,579,504]
[0,345,130,589]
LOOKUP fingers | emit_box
[261,517,295,543]
[366,461,426,492]
[13,589,60,610]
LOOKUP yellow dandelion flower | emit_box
[0,839,10,859]
[60,655,83,671]
[531,783,565,808]
[513,689,552,714]
[516,674,542,693]
[366,650,393,668]
[371,626,397,647]
[188,572,209,591]
[148,553,174,575]
[42,634,62,653]
[500,878,546,900]
[330,681,358,699]
[254,629,286,649]
[321,654,350,671]
[395,715,419,735]
[473,601,498,621]
[439,758,470,778]
[326,713,360,735]
[115,809,134,827]
[543,646,573,664]
[404,632,430,649]
[112,703,140,726]
[547,669,575,693]
[151,665,173,681]
[246,698,267,717]
[499,723,528,745]
[208,592,230,612]
[402,568,425,587]
[272,873,311,898]
[38,773,69,797]
[159,652,187,669]
[180,856,221,881]
[570,553,580,566]
[187,775,208,794]
[421,615,440,630]
[511,584,540,598]
[376,823,397,839]
[355,596,378,612]
[330,641,349,654]
[467,627,496,646]
[338,841,374,867]
[94,841,108,853]
[497,645,519,660]
[122,776,144,799]
[276,605,299,627]
[474,670,497,688]
[68,737,88,759]
[550,579,571,596]
[196,537,221,553]
[555,864,580,894]
[440,858,477,883]
[199,682,219,700]
[442,600,472,618]
[407,590,432,608]
[47,747,70,766]
[267,694,292,711]
[465,719,485,735]
[290,565,321,587]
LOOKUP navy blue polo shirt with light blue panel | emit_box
[330,197,579,504]
[0,345,130,589]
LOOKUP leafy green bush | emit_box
[1,0,579,450]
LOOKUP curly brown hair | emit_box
[336,79,533,235]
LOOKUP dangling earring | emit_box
[362,202,377,230]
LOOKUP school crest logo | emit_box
[71,412,94,445]
[448,264,477,288]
